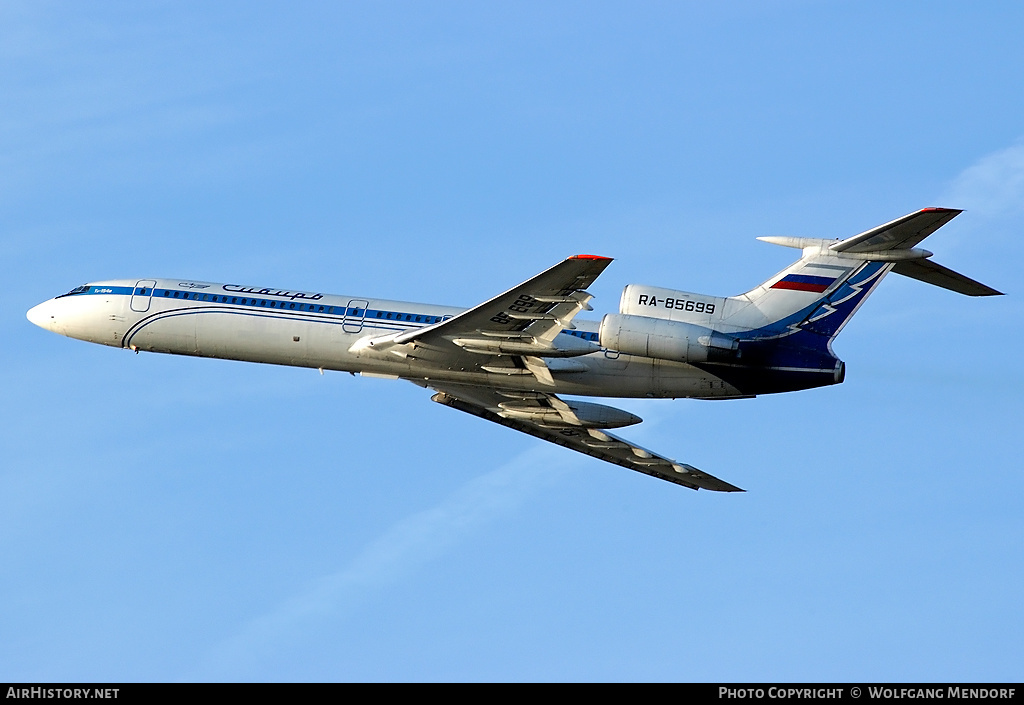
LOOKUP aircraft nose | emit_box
[27,300,57,331]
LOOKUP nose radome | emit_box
[27,301,55,330]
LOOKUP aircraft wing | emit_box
[394,254,610,346]
[422,382,744,492]
[360,255,613,385]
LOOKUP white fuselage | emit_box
[27,278,744,399]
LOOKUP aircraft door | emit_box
[130,280,157,312]
[343,299,369,333]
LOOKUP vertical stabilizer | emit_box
[725,242,890,347]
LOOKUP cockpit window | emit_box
[60,284,91,297]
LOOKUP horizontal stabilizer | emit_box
[892,258,1003,296]
[830,207,962,253]
[761,208,1002,298]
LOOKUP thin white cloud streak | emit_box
[941,139,1024,217]
[198,444,573,678]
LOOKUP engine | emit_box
[598,313,739,363]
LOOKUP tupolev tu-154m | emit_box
[28,208,1000,492]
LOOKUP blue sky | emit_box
[2,1,1022,681]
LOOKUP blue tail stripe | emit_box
[737,262,887,344]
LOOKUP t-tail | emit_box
[599,208,1001,395]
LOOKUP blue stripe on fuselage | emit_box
[107,284,601,345]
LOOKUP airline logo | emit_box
[770,274,835,293]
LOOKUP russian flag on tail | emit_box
[770,274,835,293]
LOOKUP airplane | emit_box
[27,207,1001,492]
